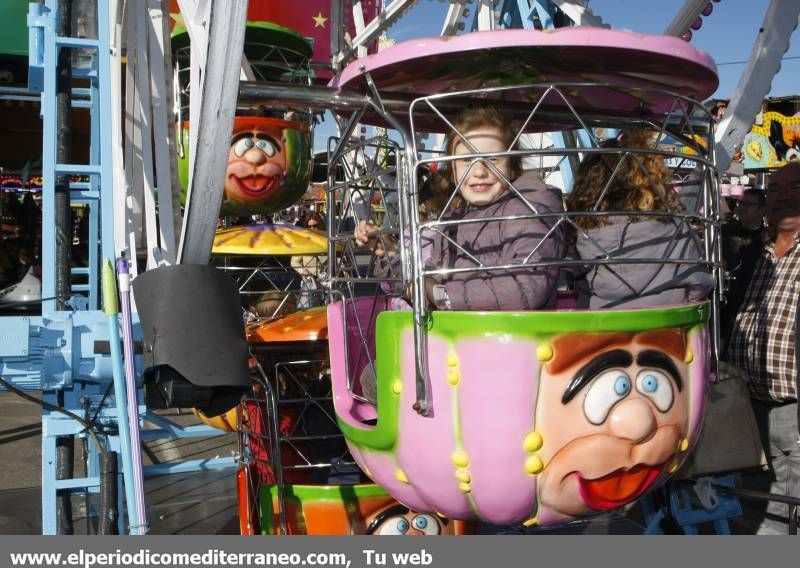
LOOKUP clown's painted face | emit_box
[535,330,690,519]
[225,129,287,206]
[365,505,449,536]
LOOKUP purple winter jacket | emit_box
[377,172,564,311]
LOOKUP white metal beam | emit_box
[146,0,178,264]
[332,0,418,67]
[177,0,249,264]
[475,0,495,31]
[714,0,800,173]
[664,0,710,37]
[352,0,368,59]
[551,0,608,28]
[441,1,470,36]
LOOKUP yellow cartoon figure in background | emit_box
[745,111,800,170]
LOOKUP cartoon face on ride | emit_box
[226,129,286,206]
[328,304,709,527]
[534,330,690,519]
[366,504,449,536]
[222,116,312,215]
[177,116,312,217]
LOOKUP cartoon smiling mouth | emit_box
[231,174,281,197]
[577,464,663,510]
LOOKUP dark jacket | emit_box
[720,220,764,348]
[575,218,714,309]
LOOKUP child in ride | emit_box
[355,106,564,311]
[566,129,713,309]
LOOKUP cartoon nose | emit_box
[244,147,267,165]
[607,398,656,442]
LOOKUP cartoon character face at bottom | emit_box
[535,329,690,519]
[365,504,450,536]
[225,122,288,207]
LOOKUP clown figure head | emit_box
[535,329,692,520]
[365,505,451,536]
[225,117,291,208]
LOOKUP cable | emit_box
[717,55,800,67]
[0,375,105,454]
[89,381,115,428]
[0,296,59,310]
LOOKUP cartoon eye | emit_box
[411,514,440,535]
[635,370,674,412]
[233,138,254,157]
[255,139,277,157]
[583,370,632,425]
[376,517,409,535]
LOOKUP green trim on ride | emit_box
[258,483,391,534]
[378,303,709,340]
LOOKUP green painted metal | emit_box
[0,1,30,56]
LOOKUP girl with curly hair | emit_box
[566,129,713,308]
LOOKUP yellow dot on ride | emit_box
[458,482,471,493]
[362,466,373,479]
[522,517,538,528]
[668,461,680,474]
[523,431,543,453]
[679,438,690,452]
[536,343,554,362]
[303,314,313,321]
[282,326,294,333]
[455,468,471,483]
[392,380,402,395]
[525,455,544,475]
[446,353,459,368]
[685,349,694,364]
[395,469,409,484]
[451,450,469,468]
[447,370,460,386]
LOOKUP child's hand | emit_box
[354,220,376,244]
[354,221,393,257]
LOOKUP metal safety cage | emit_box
[213,255,327,321]
[323,79,721,415]
[402,82,721,413]
[237,352,357,535]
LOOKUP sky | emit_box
[314,0,799,149]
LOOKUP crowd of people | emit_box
[0,191,41,291]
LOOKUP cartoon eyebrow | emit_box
[365,505,410,535]
[636,350,683,391]
[561,349,633,404]
[254,133,279,145]
[231,132,254,144]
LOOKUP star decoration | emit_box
[313,12,328,28]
